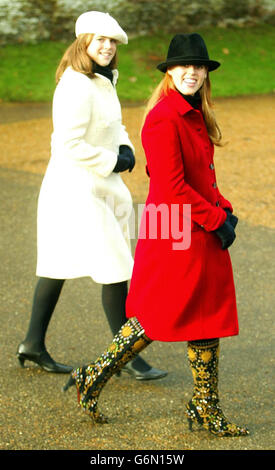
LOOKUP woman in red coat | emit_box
[64,33,249,437]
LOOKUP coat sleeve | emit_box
[118,124,135,154]
[51,72,117,177]
[113,69,135,153]
[216,188,233,213]
[142,114,227,232]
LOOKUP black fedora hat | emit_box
[157,33,220,72]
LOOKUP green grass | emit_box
[0,25,274,103]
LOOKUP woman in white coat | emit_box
[16,11,166,380]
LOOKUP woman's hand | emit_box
[214,213,236,249]
[224,208,238,229]
[113,145,135,173]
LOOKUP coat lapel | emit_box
[166,89,194,116]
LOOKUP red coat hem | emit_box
[126,312,239,342]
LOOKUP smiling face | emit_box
[87,35,117,66]
[167,64,207,95]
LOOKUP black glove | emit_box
[224,208,238,229]
[113,145,135,173]
[214,213,236,250]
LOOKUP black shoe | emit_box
[118,361,168,381]
[16,343,73,374]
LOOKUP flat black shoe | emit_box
[16,343,73,374]
[119,361,168,381]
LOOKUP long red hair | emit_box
[143,70,222,146]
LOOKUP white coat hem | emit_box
[36,269,133,284]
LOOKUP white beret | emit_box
[75,11,128,44]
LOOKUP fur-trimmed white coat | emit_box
[36,67,134,283]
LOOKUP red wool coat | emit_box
[126,89,239,341]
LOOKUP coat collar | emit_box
[95,69,119,86]
[165,89,199,116]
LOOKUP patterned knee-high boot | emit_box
[185,339,249,437]
[63,317,151,423]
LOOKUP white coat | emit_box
[36,67,134,283]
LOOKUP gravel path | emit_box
[0,98,274,452]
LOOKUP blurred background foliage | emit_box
[0,0,274,44]
[0,1,274,102]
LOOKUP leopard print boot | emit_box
[63,317,151,423]
[185,339,249,437]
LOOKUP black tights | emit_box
[101,282,150,371]
[23,277,65,351]
[24,277,150,371]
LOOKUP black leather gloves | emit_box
[224,208,238,229]
[113,145,135,173]
[215,211,238,250]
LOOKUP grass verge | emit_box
[0,25,274,103]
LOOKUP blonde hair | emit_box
[55,33,118,83]
[143,70,223,146]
